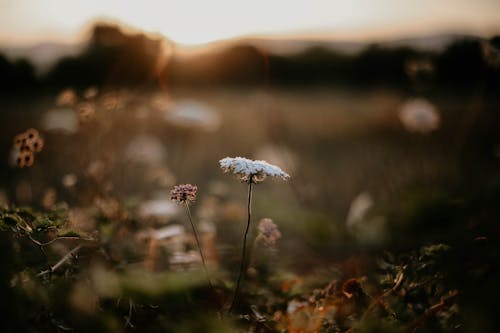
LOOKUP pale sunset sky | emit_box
[1,0,500,45]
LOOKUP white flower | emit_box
[345,191,387,246]
[125,134,166,165]
[164,99,220,132]
[346,191,373,229]
[138,198,179,219]
[219,156,290,183]
[399,98,440,134]
[42,108,79,134]
[62,173,78,188]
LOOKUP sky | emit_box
[1,0,500,46]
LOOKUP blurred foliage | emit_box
[2,199,496,332]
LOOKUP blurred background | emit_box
[1,0,500,332]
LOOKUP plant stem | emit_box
[37,244,83,277]
[124,298,135,328]
[229,179,253,313]
[184,202,213,290]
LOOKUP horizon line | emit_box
[1,18,499,52]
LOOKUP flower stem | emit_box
[229,179,253,313]
[37,244,83,277]
[184,202,213,290]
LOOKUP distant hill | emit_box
[0,22,499,93]
[166,33,499,90]
[234,33,480,56]
[0,27,489,74]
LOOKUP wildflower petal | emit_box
[219,156,290,182]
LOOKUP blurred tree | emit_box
[47,24,166,88]
[0,54,39,94]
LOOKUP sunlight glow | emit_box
[0,0,500,45]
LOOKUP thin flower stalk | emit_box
[184,201,213,290]
[229,178,253,313]
[220,157,289,313]
[170,184,213,290]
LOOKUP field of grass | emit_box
[1,86,499,332]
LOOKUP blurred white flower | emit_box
[164,100,220,131]
[169,251,201,266]
[346,191,387,245]
[62,173,78,188]
[150,225,185,240]
[399,98,440,134]
[346,191,374,229]
[219,156,290,183]
[41,108,79,134]
[138,198,179,220]
[125,134,166,165]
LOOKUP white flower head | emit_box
[399,98,440,134]
[346,191,374,229]
[219,156,290,183]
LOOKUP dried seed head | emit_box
[13,133,27,149]
[25,128,40,140]
[83,86,99,100]
[56,88,77,106]
[24,129,43,152]
[219,156,290,183]
[170,184,198,204]
[24,136,44,153]
[20,145,31,153]
[257,218,282,246]
[11,128,44,168]
[101,92,124,111]
[77,102,96,123]
[32,137,44,153]
[16,150,35,168]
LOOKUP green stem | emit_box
[184,202,213,290]
[229,179,253,313]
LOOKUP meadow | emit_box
[0,26,500,333]
[1,28,500,332]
